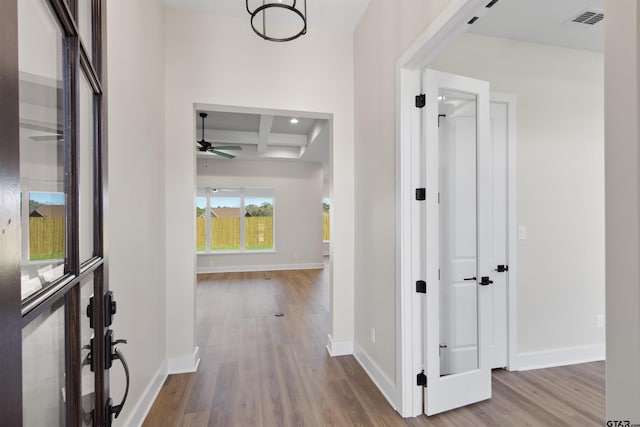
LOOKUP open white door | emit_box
[423,69,492,415]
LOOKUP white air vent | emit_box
[571,8,604,25]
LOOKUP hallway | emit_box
[143,264,604,426]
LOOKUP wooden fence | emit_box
[29,217,64,260]
[323,215,330,241]
[197,217,273,250]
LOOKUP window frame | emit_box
[196,187,276,254]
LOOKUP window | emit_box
[27,191,65,261]
[196,188,274,252]
[323,197,330,241]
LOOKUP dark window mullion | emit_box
[65,286,81,426]
[0,0,23,423]
[91,0,102,80]
[63,33,81,427]
[48,0,78,37]
[93,2,108,425]
[80,45,102,94]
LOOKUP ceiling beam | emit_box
[258,115,274,154]
[204,129,307,147]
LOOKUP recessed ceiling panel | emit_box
[200,111,260,132]
[271,116,316,135]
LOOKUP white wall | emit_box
[197,159,323,272]
[431,34,605,358]
[107,0,167,425]
[604,0,640,422]
[353,0,452,397]
[164,9,355,362]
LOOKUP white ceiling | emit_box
[163,0,371,33]
[189,0,604,174]
[468,0,604,52]
[196,109,329,173]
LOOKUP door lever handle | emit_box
[479,276,493,286]
[463,277,477,281]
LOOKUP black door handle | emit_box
[479,276,493,286]
[463,277,477,281]
[107,347,130,426]
[494,265,509,272]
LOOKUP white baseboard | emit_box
[353,342,398,411]
[511,343,605,371]
[197,262,324,274]
[326,334,354,356]
[167,346,201,374]
[120,360,168,427]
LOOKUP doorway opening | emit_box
[191,102,334,349]
[396,0,605,417]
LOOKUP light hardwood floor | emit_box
[143,262,604,426]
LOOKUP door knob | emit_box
[479,276,493,286]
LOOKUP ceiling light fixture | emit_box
[246,0,307,42]
[290,118,299,124]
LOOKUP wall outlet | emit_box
[597,314,605,328]
[518,226,527,240]
[370,327,376,344]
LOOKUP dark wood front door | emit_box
[0,0,117,425]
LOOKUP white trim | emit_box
[119,360,168,427]
[197,249,277,256]
[197,262,324,274]
[326,334,354,356]
[490,92,519,372]
[396,67,424,417]
[354,342,398,411]
[511,344,606,371]
[395,0,486,417]
[167,346,200,374]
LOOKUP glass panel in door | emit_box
[438,89,478,376]
[79,73,95,263]
[22,302,66,426]
[77,0,93,61]
[18,0,66,300]
[423,69,492,415]
[80,276,95,425]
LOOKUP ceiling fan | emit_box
[195,112,242,159]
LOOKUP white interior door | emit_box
[423,69,492,415]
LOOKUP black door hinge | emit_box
[417,371,427,387]
[415,94,426,108]
[416,280,426,294]
[416,188,426,201]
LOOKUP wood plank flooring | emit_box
[143,262,604,426]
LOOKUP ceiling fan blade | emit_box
[210,149,235,159]
[211,145,242,150]
[30,135,64,142]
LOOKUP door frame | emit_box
[0,0,111,424]
[395,0,518,417]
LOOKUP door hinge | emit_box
[416,188,426,201]
[416,280,426,294]
[415,94,426,108]
[417,371,427,387]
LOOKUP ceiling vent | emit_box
[570,8,604,25]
